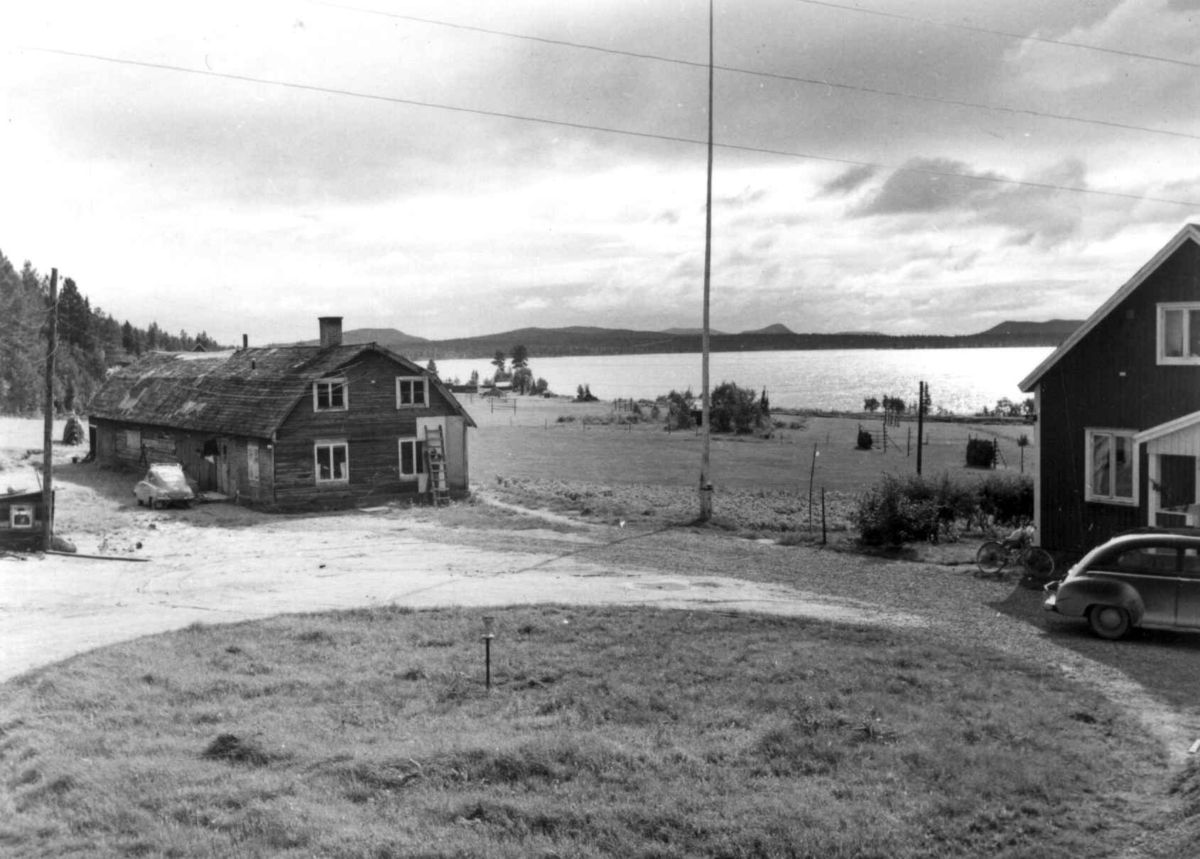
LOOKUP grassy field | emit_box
[466,395,1036,541]
[0,605,1165,858]
[465,395,1037,495]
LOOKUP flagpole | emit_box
[699,0,714,521]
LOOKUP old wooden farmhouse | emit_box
[87,318,475,508]
[1020,223,1200,551]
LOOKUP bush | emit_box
[977,474,1034,526]
[664,389,695,430]
[711,381,767,434]
[575,384,598,402]
[852,472,1029,546]
[852,474,940,546]
[966,437,997,468]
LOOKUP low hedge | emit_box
[853,472,1033,546]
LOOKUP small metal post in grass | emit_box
[808,443,819,532]
[482,615,496,691]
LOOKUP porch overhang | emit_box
[1134,409,1200,454]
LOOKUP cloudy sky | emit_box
[3,0,1200,344]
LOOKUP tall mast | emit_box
[699,0,714,521]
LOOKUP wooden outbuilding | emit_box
[86,318,475,508]
[0,488,53,552]
[1020,223,1200,551]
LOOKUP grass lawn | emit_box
[466,396,1037,497]
[0,605,1165,858]
[466,398,1036,544]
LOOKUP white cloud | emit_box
[4,1,1200,342]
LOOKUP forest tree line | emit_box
[0,249,225,416]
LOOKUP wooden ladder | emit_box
[424,425,450,506]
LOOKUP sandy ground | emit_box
[0,512,927,682]
[0,417,922,681]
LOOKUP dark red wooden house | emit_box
[1020,223,1200,551]
[87,318,475,508]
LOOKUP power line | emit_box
[316,1,1200,144]
[795,0,1200,71]
[24,45,1200,209]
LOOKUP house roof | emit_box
[1019,223,1200,393]
[87,343,475,438]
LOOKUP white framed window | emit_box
[1157,303,1200,364]
[396,376,429,408]
[1085,429,1137,505]
[313,378,348,411]
[124,429,141,451]
[314,440,349,483]
[398,438,426,479]
[247,443,260,483]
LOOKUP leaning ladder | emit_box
[424,425,450,506]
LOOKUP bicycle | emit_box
[975,524,1055,578]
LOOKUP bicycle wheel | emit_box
[1022,547,1055,578]
[976,541,1007,575]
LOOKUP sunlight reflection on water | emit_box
[428,347,1053,414]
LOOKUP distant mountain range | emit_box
[299,319,1082,360]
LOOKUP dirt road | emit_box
[0,506,925,682]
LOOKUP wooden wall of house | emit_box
[93,418,178,469]
[445,415,469,490]
[272,352,462,507]
[91,419,274,505]
[1036,240,1200,551]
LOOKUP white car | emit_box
[134,463,197,509]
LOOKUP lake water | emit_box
[425,347,1054,414]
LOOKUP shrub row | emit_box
[852,472,1033,546]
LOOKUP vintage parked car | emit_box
[1043,529,1200,639]
[134,463,197,509]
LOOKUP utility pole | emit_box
[42,268,58,551]
[916,381,926,476]
[698,0,715,522]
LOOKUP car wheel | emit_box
[153,498,167,510]
[1088,605,1131,640]
[976,541,1007,575]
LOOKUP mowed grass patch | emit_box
[471,412,1036,497]
[0,606,1161,859]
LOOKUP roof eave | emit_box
[1133,408,1200,444]
[1019,223,1200,392]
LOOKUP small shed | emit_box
[0,488,53,552]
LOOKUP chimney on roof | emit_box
[242,334,248,350]
[319,316,343,348]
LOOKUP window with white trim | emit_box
[396,376,428,408]
[1157,303,1200,364]
[1085,429,1136,504]
[398,438,426,480]
[313,378,348,411]
[247,442,260,483]
[314,440,349,483]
